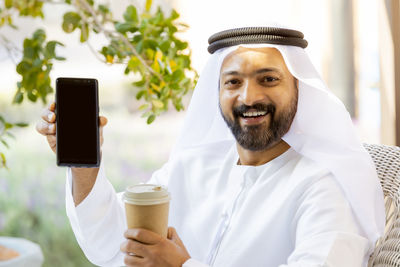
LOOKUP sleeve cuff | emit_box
[182,258,210,267]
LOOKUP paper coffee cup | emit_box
[123,184,171,238]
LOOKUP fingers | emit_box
[41,102,56,123]
[99,116,108,127]
[36,120,56,136]
[120,240,147,258]
[167,227,175,240]
[46,135,56,153]
[123,253,145,267]
[37,102,56,136]
[49,102,55,112]
[41,109,55,123]
[37,101,107,154]
[124,228,162,245]
[167,227,184,247]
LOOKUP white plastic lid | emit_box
[123,184,170,205]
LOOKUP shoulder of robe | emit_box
[288,150,333,183]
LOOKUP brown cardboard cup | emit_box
[123,184,171,238]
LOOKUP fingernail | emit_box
[49,124,55,131]
[48,113,53,121]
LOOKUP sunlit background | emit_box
[0,0,399,266]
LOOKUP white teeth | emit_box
[242,111,267,117]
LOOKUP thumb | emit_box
[167,227,183,246]
[99,116,108,127]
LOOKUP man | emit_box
[37,26,385,267]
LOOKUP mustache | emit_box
[233,103,276,117]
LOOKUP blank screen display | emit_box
[56,78,98,166]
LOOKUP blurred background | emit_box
[0,0,399,266]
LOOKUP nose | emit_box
[238,80,266,106]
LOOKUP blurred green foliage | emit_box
[0,0,197,167]
[0,130,96,266]
[14,29,65,105]
[0,115,27,169]
[1,0,197,121]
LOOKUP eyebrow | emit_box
[221,67,281,76]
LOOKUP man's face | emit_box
[219,47,298,151]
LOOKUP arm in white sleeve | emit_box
[65,158,172,266]
[65,159,126,266]
[279,175,370,267]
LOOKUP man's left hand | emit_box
[121,227,191,267]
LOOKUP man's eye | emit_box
[225,79,241,85]
[263,76,278,82]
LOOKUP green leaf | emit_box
[174,40,188,50]
[80,23,89,42]
[136,40,143,53]
[139,104,149,111]
[159,40,170,52]
[5,0,12,9]
[45,41,57,58]
[16,61,31,75]
[4,123,13,130]
[115,22,137,33]
[33,29,46,44]
[142,39,157,50]
[15,123,28,127]
[146,114,155,124]
[171,69,184,83]
[145,0,152,12]
[98,4,109,14]
[123,5,138,23]
[170,82,180,90]
[169,9,179,21]
[13,91,23,104]
[152,99,164,108]
[136,90,146,100]
[62,12,81,33]
[128,56,141,71]
[1,140,9,149]
[133,79,146,87]
[28,91,37,102]
[0,152,6,168]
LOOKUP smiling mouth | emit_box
[240,110,268,118]
[238,110,271,125]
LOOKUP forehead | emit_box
[220,47,290,75]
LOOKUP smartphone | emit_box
[55,77,100,167]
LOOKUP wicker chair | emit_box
[363,144,400,267]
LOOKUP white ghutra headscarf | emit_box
[171,34,385,253]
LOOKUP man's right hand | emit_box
[36,101,108,206]
[36,101,108,154]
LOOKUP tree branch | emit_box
[0,35,21,64]
[74,0,162,80]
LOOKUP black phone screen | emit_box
[56,77,99,167]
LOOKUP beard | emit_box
[220,90,298,151]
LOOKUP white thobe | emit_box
[65,141,370,267]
